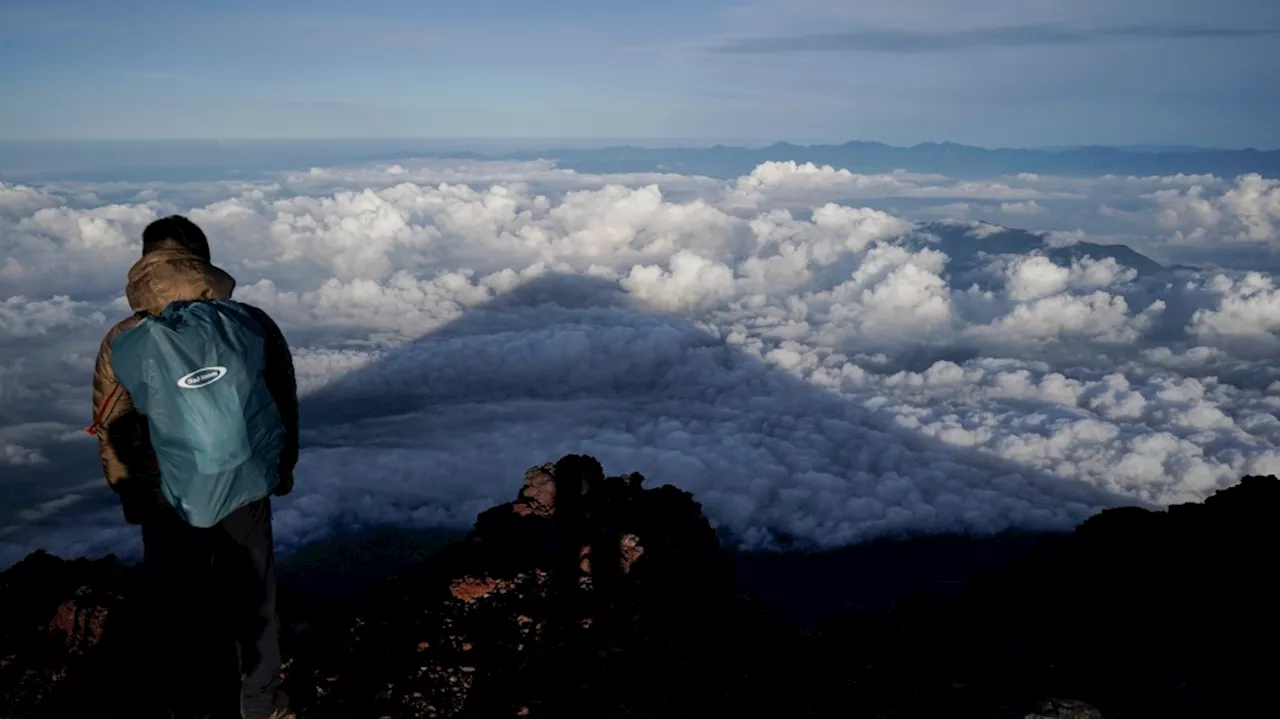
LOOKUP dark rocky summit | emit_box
[1,458,1275,718]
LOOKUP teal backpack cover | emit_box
[110,300,285,527]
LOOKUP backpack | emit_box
[110,299,286,528]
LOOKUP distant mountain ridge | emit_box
[1041,144,1231,154]
[416,140,1280,180]
[917,221,1167,278]
[3,139,1276,184]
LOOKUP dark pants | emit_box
[130,497,284,719]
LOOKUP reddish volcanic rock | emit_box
[448,577,501,603]
[618,534,644,574]
[47,586,117,655]
[510,466,557,519]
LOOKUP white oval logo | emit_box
[177,366,227,389]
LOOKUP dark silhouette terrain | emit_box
[1,458,1275,718]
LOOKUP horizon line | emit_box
[0,138,1272,153]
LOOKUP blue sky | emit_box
[1,0,1278,147]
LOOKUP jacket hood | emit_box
[126,239,236,315]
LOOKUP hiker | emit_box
[88,215,299,719]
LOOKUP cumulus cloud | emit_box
[1187,272,1280,349]
[996,255,1138,302]
[3,158,1280,568]
[1,442,47,466]
[1001,200,1046,215]
[1147,174,1280,246]
[0,182,60,218]
[724,161,1079,209]
[0,296,107,337]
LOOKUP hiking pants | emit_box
[130,497,283,719]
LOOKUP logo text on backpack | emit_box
[177,366,228,389]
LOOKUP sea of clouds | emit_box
[2,158,1279,567]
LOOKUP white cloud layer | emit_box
[2,159,1280,567]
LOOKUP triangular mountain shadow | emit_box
[297,271,1145,559]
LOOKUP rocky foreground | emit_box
[2,456,1275,718]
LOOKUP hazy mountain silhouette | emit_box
[413,140,1280,179]
[917,222,1166,278]
[5,139,1274,184]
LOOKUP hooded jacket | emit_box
[90,238,298,523]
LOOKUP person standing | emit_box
[88,215,299,719]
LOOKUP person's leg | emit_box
[128,514,175,718]
[134,505,217,718]
[217,497,286,718]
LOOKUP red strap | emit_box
[85,386,120,436]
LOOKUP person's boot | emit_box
[244,701,294,719]
[244,690,293,719]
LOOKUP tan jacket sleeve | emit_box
[90,317,144,492]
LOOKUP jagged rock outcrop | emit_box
[283,454,798,718]
[0,462,1275,718]
[0,551,132,718]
